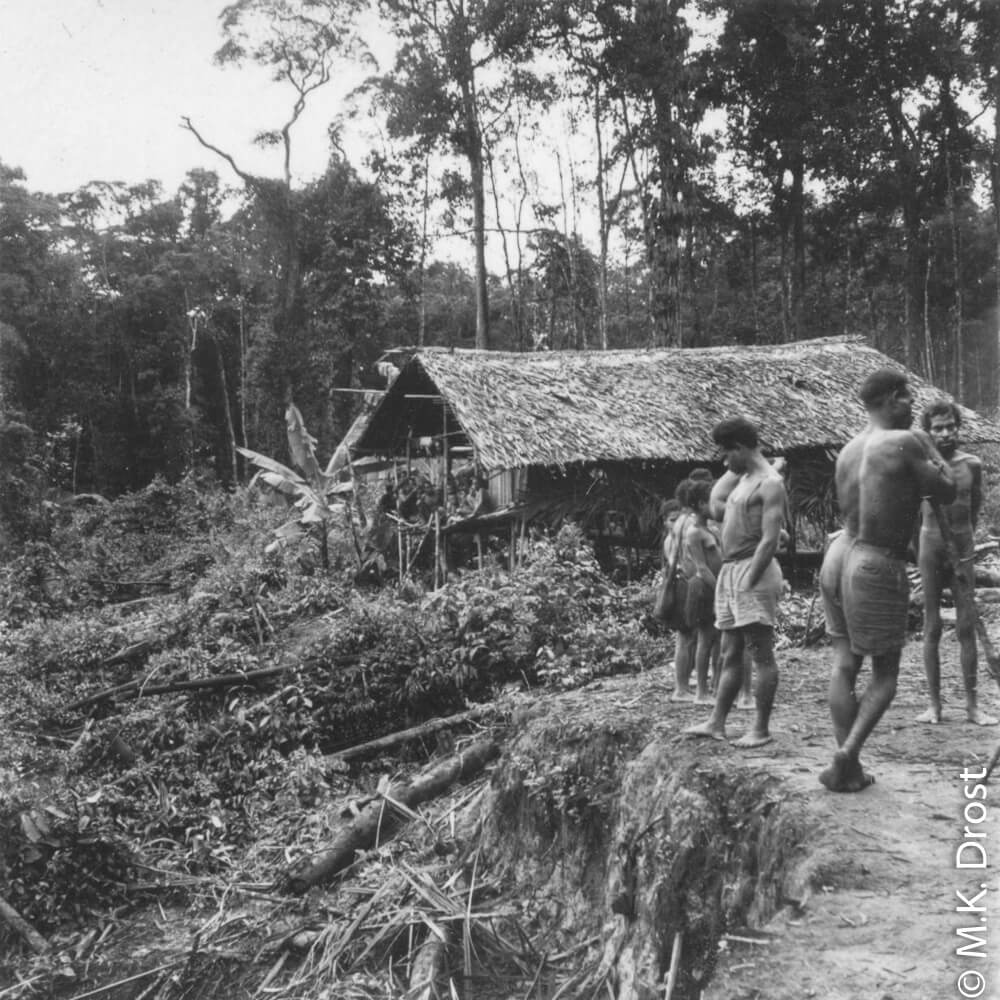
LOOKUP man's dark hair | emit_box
[689,466,714,483]
[859,368,909,409]
[674,479,691,506]
[711,417,759,450]
[921,398,962,432]
[686,480,712,508]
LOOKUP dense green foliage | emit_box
[0,483,665,937]
[1,0,998,524]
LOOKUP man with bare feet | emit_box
[916,400,997,727]
[819,370,956,793]
[684,418,788,748]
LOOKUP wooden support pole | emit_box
[394,462,405,588]
[433,510,441,590]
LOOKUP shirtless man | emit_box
[916,400,997,726]
[819,369,956,792]
[684,417,788,747]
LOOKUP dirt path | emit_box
[683,642,1000,1000]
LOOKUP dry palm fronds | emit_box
[355,336,999,472]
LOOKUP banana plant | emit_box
[238,403,356,569]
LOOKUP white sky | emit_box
[0,0,371,196]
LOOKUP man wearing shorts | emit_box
[819,369,956,792]
[916,400,997,726]
[684,417,788,747]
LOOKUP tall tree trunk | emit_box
[947,155,964,399]
[593,85,610,350]
[923,242,935,383]
[751,216,760,342]
[461,80,490,350]
[486,148,521,349]
[653,113,683,347]
[238,295,248,456]
[994,77,1000,410]
[214,336,238,485]
[182,289,199,473]
[418,155,430,348]
[791,152,806,341]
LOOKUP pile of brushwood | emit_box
[0,479,817,998]
[0,480,660,990]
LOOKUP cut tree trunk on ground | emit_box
[66,665,289,712]
[324,707,494,764]
[66,655,363,713]
[0,895,49,954]
[283,738,499,894]
[409,924,453,1000]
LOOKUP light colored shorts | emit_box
[841,540,909,656]
[819,531,851,640]
[714,557,783,630]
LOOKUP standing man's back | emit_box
[819,368,955,792]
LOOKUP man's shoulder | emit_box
[952,450,982,469]
[864,426,927,459]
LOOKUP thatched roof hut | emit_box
[355,335,995,463]
[350,336,999,566]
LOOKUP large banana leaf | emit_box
[237,447,307,487]
[285,403,323,486]
[252,471,301,497]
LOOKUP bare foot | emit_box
[819,750,850,792]
[671,688,694,703]
[683,720,726,741]
[694,693,714,705]
[915,707,942,725]
[820,750,875,793]
[732,731,772,749]
[845,757,876,792]
[736,697,755,710]
[967,707,999,726]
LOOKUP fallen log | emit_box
[282,738,499,894]
[0,894,49,954]
[65,665,287,712]
[66,654,364,713]
[324,707,494,764]
[409,923,453,1000]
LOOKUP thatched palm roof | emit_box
[353,336,998,471]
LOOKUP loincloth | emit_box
[682,574,716,630]
[841,540,910,656]
[819,530,851,640]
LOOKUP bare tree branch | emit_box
[181,117,259,190]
